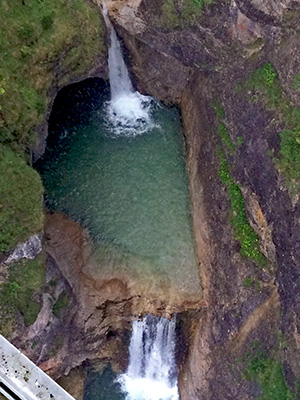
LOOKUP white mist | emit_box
[118,315,179,400]
[102,3,153,136]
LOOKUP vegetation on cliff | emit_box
[0,0,104,257]
[0,254,46,337]
[0,145,44,253]
[212,104,267,266]
[162,0,220,27]
[0,0,105,337]
[240,341,296,400]
[218,148,267,266]
[0,0,104,154]
[246,63,300,191]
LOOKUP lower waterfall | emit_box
[119,315,179,400]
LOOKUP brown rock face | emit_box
[14,212,202,380]
[14,0,299,396]
[99,0,300,398]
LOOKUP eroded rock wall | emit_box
[105,0,300,397]
[5,0,300,396]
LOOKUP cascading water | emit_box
[102,3,153,135]
[119,315,179,400]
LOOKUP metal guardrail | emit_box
[0,335,75,400]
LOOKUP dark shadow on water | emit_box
[46,78,110,149]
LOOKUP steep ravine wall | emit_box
[1,0,300,398]
[107,0,300,398]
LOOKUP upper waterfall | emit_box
[105,11,133,98]
[102,2,154,136]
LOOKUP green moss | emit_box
[52,291,70,317]
[279,128,300,181]
[291,74,300,91]
[218,148,266,266]
[211,102,264,265]
[0,145,44,253]
[211,102,236,151]
[218,123,235,152]
[211,102,225,118]
[161,0,219,27]
[246,62,277,90]
[246,63,283,111]
[161,0,181,28]
[243,276,262,291]
[243,277,255,288]
[49,335,64,357]
[246,63,300,189]
[242,344,296,400]
[0,254,46,336]
[237,136,244,146]
[0,0,104,153]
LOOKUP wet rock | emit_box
[3,235,42,265]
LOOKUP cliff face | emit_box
[105,0,300,398]
[2,0,300,398]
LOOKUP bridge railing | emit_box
[0,335,76,400]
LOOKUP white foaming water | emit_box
[119,314,179,400]
[102,3,154,136]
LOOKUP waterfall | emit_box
[119,314,179,400]
[102,3,154,136]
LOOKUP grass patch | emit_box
[211,102,225,119]
[0,145,44,253]
[278,127,300,180]
[237,136,244,146]
[52,290,70,317]
[246,63,300,189]
[0,254,46,337]
[243,276,262,291]
[291,74,300,91]
[243,276,255,288]
[0,0,104,153]
[212,102,235,151]
[218,148,267,266]
[218,123,235,152]
[211,102,235,151]
[241,342,296,400]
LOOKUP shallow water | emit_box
[37,79,200,296]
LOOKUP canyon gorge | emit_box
[1,0,300,399]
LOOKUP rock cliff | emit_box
[102,0,300,398]
[1,0,300,398]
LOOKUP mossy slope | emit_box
[0,254,46,337]
[0,145,44,253]
[0,0,104,153]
